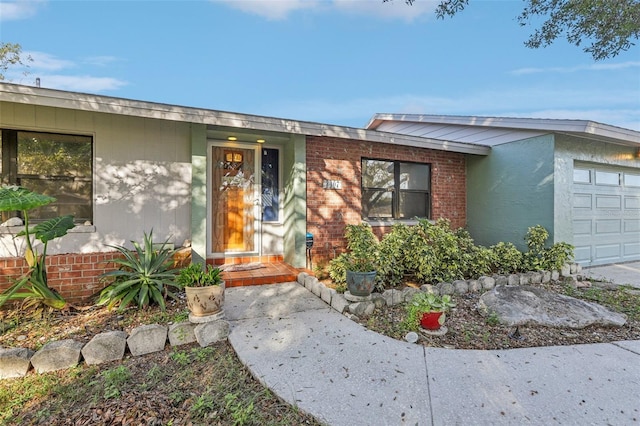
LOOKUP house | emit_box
[1,83,637,304]
[0,83,485,303]
[367,114,640,266]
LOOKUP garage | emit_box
[572,163,640,266]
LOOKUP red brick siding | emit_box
[0,252,123,305]
[306,136,466,265]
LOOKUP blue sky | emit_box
[1,0,639,130]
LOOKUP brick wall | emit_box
[306,136,466,266]
[0,252,123,305]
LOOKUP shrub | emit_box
[523,225,574,271]
[97,230,179,311]
[328,223,379,285]
[489,242,523,274]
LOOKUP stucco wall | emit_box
[306,135,467,265]
[466,135,555,251]
[0,101,193,256]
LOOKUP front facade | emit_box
[368,114,640,266]
[0,83,485,302]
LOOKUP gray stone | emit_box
[478,285,627,328]
[507,274,520,286]
[561,264,571,277]
[0,347,33,378]
[494,275,508,286]
[570,263,578,274]
[453,280,468,294]
[127,324,167,356]
[382,289,404,306]
[303,274,318,291]
[478,276,496,290]
[541,270,552,283]
[438,282,455,295]
[528,271,543,284]
[371,293,386,309]
[81,331,127,365]
[168,322,197,346]
[420,284,438,295]
[468,280,481,292]
[348,301,375,316]
[403,287,420,301]
[297,272,308,285]
[330,293,350,313]
[575,263,582,274]
[320,286,335,304]
[1,217,23,227]
[194,320,230,347]
[519,274,530,285]
[551,270,560,281]
[30,339,83,373]
[309,279,323,297]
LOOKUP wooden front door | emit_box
[211,147,256,253]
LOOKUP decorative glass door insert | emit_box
[211,147,255,253]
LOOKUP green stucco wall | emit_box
[467,135,555,251]
[283,134,307,268]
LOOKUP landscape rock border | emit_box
[0,317,230,380]
[297,264,589,323]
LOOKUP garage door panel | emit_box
[573,246,591,263]
[594,219,621,235]
[572,219,592,235]
[624,219,640,233]
[624,242,640,259]
[595,195,621,210]
[624,196,640,209]
[594,244,621,263]
[573,193,592,210]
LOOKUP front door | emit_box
[211,146,256,254]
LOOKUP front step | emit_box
[219,262,300,288]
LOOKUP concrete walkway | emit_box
[583,261,640,289]
[226,282,640,425]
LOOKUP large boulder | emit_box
[479,285,627,329]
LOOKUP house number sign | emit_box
[322,179,342,190]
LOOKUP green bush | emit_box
[97,230,179,311]
[489,242,523,274]
[328,223,379,284]
[523,225,574,271]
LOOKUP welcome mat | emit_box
[219,262,265,272]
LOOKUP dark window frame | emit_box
[1,128,93,223]
[361,158,431,220]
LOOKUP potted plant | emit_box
[178,263,225,317]
[405,292,455,331]
[343,223,379,297]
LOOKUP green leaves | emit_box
[97,230,179,311]
[0,186,55,212]
[17,215,75,244]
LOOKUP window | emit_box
[261,148,279,222]
[361,159,430,220]
[1,129,93,222]
[595,170,620,186]
[573,168,591,184]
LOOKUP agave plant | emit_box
[97,230,179,311]
[0,186,75,310]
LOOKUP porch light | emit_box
[257,139,265,143]
[227,136,237,141]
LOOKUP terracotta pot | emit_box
[185,282,225,317]
[346,270,377,296]
[420,311,445,330]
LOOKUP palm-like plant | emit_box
[97,230,179,311]
[0,186,75,310]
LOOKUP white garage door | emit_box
[572,163,640,266]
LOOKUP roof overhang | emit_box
[367,113,640,147]
[0,83,490,155]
